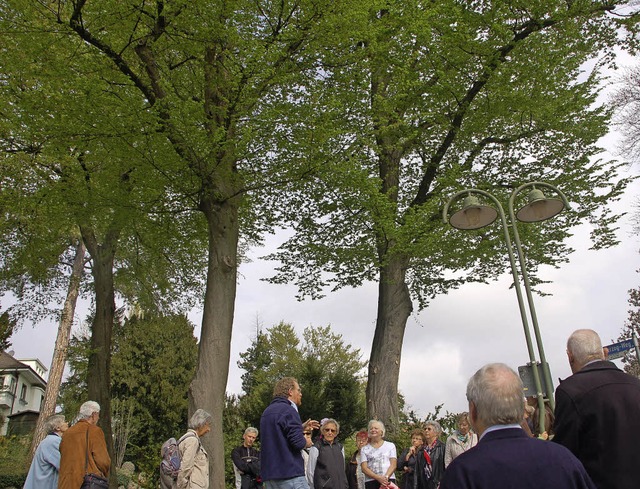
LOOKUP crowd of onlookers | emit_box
[22,328,640,489]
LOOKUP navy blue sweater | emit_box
[260,397,307,481]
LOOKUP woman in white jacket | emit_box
[177,409,212,489]
[444,412,477,468]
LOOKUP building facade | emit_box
[0,351,47,436]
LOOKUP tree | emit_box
[0,308,16,351]
[237,322,367,438]
[265,0,637,431]
[1,3,343,486]
[611,62,640,166]
[29,240,86,462]
[110,312,198,477]
[617,284,640,377]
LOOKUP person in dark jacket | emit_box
[554,329,640,489]
[232,427,261,489]
[397,429,425,489]
[260,377,319,489]
[440,363,596,489]
[414,421,444,489]
[307,418,348,489]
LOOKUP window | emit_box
[19,384,27,402]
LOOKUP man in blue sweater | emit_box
[260,377,320,489]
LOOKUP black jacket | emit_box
[414,441,445,489]
[553,360,640,489]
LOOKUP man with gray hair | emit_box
[440,363,595,489]
[554,329,640,489]
[232,427,261,489]
[58,401,111,489]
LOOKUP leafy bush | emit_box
[0,474,27,489]
[0,435,29,488]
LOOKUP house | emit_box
[0,350,47,436]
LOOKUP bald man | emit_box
[553,329,640,489]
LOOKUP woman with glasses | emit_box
[307,418,348,489]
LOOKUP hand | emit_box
[303,419,320,431]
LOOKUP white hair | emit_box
[78,401,100,420]
[368,419,386,437]
[567,329,604,366]
[188,409,212,430]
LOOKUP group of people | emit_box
[252,328,640,489]
[22,328,640,489]
[24,400,111,489]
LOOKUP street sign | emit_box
[518,363,547,397]
[604,339,635,360]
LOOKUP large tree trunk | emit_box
[29,240,86,461]
[366,254,412,434]
[82,228,118,487]
[190,196,240,489]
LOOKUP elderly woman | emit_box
[177,409,212,489]
[444,413,477,467]
[308,418,348,489]
[397,429,425,489]
[24,414,69,489]
[360,420,397,489]
[415,421,445,489]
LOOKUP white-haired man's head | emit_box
[466,363,525,436]
[566,329,605,373]
[78,401,101,425]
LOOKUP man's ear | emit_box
[469,401,478,425]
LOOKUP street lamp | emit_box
[442,182,570,433]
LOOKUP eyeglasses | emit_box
[324,428,337,433]
[303,432,312,435]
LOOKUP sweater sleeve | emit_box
[42,435,62,470]
[444,437,454,468]
[552,387,580,454]
[307,446,319,489]
[90,427,111,477]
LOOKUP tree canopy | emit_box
[237,322,367,439]
[263,0,639,428]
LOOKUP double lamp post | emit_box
[443,182,570,434]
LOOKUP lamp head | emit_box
[516,188,564,223]
[449,195,498,230]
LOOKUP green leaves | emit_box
[237,321,367,437]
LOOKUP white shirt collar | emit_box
[479,423,522,441]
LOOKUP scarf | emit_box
[456,431,469,443]
[423,439,437,479]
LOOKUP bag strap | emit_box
[84,427,90,475]
[177,431,201,458]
